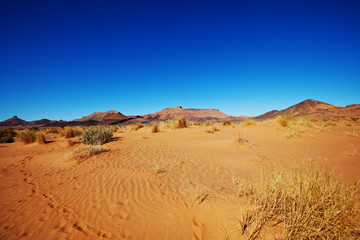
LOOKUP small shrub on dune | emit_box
[45,127,59,134]
[204,126,219,134]
[80,126,113,145]
[151,124,159,133]
[0,135,14,143]
[242,119,256,127]
[172,116,188,129]
[222,121,232,126]
[277,114,296,128]
[18,130,37,144]
[130,123,144,131]
[61,127,82,138]
[36,132,46,144]
[68,145,109,162]
[0,128,16,143]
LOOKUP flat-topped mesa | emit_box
[143,106,230,121]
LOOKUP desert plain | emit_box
[0,115,359,240]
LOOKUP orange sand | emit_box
[0,121,359,239]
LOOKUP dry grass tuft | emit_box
[67,145,109,162]
[345,130,359,138]
[18,130,37,144]
[204,126,219,134]
[130,123,144,131]
[60,127,82,138]
[231,164,360,239]
[67,138,80,147]
[0,128,16,143]
[243,119,256,127]
[172,116,188,129]
[277,114,296,128]
[151,123,160,133]
[223,121,232,126]
[36,132,46,144]
[45,128,59,134]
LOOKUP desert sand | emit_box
[0,120,359,239]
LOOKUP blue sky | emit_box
[1,0,359,121]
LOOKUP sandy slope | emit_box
[0,121,359,239]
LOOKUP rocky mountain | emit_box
[0,116,28,127]
[143,106,234,121]
[74,110,128,124]
[255,99,360,119]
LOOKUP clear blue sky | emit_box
[1,0,359,121]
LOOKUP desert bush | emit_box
[0,135,14,143]
[68,145,109,162]
[18,130,37,144]
[204,126,219,134]
[36,132,46,144]
[222,121,232,126]
[130,123,144,131]
[0,128,16,143]
[232,164,360,239]
[45,127,59,134]
[277,114,296,127]
[80,126,113,145]
[172,116,188,129]
[243,119,256,126]
[60,127,82,138]
[151,123,159,133]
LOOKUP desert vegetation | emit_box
[150,123,160,133]
[204,125,219,134]
[67,145,109,162]
[230,164,360,240]
[242,119,256,127]
[172,116,188,129]
[130,123,144,131]
[0,128,16,143]
[60,127,82,138]
[80,126,114,145]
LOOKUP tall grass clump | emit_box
[151,123,159,133]
[67,145,109,162]
[223,121,232,126]
[0,128,16,143]
[80,126,113,145]
[60,127,82,138]
[243,119,256,127]
[36,132,46,144]
[232,164,360,239]
[277,114,296,128]
[17,130,37,144]
[172,116,188,129]
[130,123,144,131]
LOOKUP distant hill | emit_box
[143,106,236,121]
[74,110,128,124]
[255,99,360,119]
[0,116,28,127]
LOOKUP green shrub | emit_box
[80,126,113,145]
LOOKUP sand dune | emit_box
[0,119,359,239]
